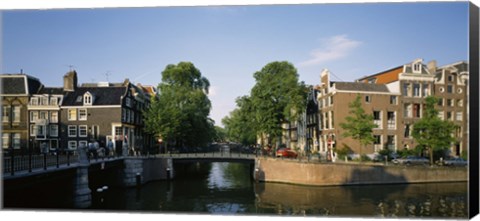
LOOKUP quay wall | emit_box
[123,157,173,187]
[255,158,468,186]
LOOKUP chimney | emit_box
[63,70,78,91]
[427,60,437,74]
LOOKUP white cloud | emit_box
[298,35,362,67]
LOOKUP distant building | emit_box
[1,73,42,154]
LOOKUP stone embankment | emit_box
[254,158,467,186]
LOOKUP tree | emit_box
[222,96,257,146]
[143,62,214,152]
[412,96,456,165]
[339,94,377,161]
[250,61,307,147]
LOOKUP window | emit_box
[78,109,87,121]
[115,127,123,140]
[422,84,429,97]
[387,135,396,149]
[439,87,445,93]
[374,135,382,152]
[50,97,58,106]
[404,104,412,118]
[2,106,10,122]
[402,83,410,96]
[84,92,93,105]
[448,75,454,82]
[438,111,444,120]
[91,125,100,140]
[126,97,132,107]
[404,124,411,138]
[79,141,88,149]
[30,124,36,136]
[330,111,334,129]
[413,83,420,97]
[39,111,48,120]
[390,96,397,105]
[330,96,334,105]
[79,125,88,137]
[30,97,39,105]
[68,109,77,121]
[50,125,59,137]
[13,133,20,149]
[447,99,453,107]
[373,111,382,128]
[2,133,9,149]
[457,88,463,94]
[413,63,421,73]
[68,141,77,150]
[387,112,396,129]
[12,106,21,123]
[68,125,77,137]
[36,124,47,137]
[325,112,329,129]
[438,98,444,106]
[447,85,453,93]
[50,112,58,123]
[41,97,49,106]
[365,95,371,103]
[447,112,453,121]
[76,96,82,103]
[457,99,463,107]
[122,108,126,122]
[30,111,37,122]
[456,112,463,121]
[413,104,421,118]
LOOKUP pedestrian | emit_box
[107,139,114,158]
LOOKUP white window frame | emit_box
[50,97,58,106]
[36,124,47,137]
[79,125,88,137]
[39,111,48,120]
[413,83,420,97]
[2,106,10,123]
[68,109,77,121]
[12,106,21,123]
[50,125,59,137]
[84,92,93,105]
[456,112,463,121]
[50,112,58,123]
[365,95,371,103]
[30,97,39,105]
[79,141,88,149]
[68,141,78,150]
[41,97,49,106]
[438,111,444,120]
[30,124,36,136]
[458,99,463,107]
[13,133,21,149]
[68,125,77,137]
[387,111,396,130]
[30,111,38,122]
[2,133,10,149]
[78,109,87,121]
[373,111,382,129]
[390,96,397,105]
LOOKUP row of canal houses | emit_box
[1,70,157,155]
[285,59,469,159]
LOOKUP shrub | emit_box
[336,144,353,161]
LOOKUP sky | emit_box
[1,1,470,127]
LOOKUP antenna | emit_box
[105,71,111,81]
[67,65,76,71]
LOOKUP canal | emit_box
[87,162,468,218]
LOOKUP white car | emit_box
[442,158,468,167]
[392,156,429,165]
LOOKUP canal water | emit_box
[89,162,468,218]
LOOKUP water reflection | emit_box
[254,181,467,218]
[88,162,467,218]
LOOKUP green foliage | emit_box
[412,96,456,165]
[222,96,257,146]
[336,144,353,160]
[250,61,307,145]
[143,62,214,150]
[461,150,468,160]
[213,126,227,143]
[339,94,377,160]
[378,148,394,160]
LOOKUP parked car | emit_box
[440,158,468,167]
[276,148,298,158]
[392,156,429,165]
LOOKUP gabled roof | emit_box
[62,86,126,106]
[334,82,390,93]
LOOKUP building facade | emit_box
[1,74,42,155]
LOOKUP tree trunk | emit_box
[429,147,434,166]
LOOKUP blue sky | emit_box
[2,2,469,126]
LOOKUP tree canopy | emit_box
[249,61,307,146]
[412,96,456,165]
[143,62,214,151]
[222,96,257,145]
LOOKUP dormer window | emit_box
[83,92,93,105]
[413,63,422,73]
[30,97,39,105]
